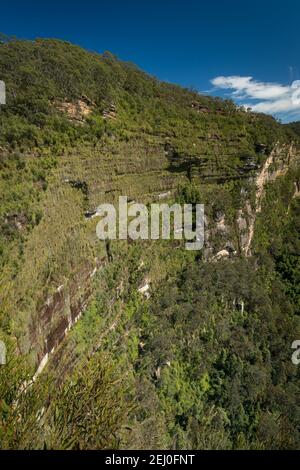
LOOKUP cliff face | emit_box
[238,143,299,257]
[202,143,299,260]
[31,257,106,377]
[14,141,300,379]
[0,38,299,369]
[1,37,300,451]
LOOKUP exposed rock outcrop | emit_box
[54,95,94,122]
[203,143,299,260]
[102,103,116,119]
[30,257,106,377]
[243,143,297,256]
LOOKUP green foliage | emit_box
[0,36,299,451]
[43,353,129,449]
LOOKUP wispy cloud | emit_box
[211,75,300,122]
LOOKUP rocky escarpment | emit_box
[30,257,106,377]
[1,38,300,452]
[15,142,300,379]
[240,142,298,256]
[203,143,300,260]
[32,144,299,379]
[1,38,299,387]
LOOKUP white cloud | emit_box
[211,75,300,121]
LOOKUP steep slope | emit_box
[0,37,300,450]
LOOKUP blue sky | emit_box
[1,0,299,121]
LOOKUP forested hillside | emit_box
[0,36,299,450]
